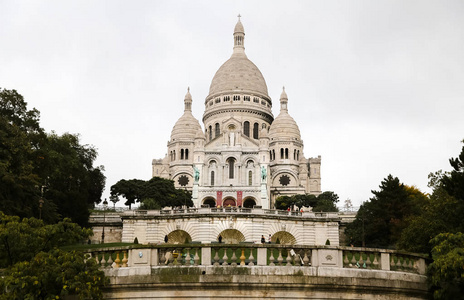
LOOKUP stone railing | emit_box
[89,244,427,275]
[122,208,339,219]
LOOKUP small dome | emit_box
[171,112,202,141]
[269,113,301,141]
[269,88,301,140]
[170,89,202,141]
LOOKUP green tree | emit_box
[111,176,193,209]
[442,140,464,205]
[0,249,107,300]
[36,132,106,225]
[345,175,422,248]
[398,172,458,254]
[0,88,43,219]
[0,88,105,225]
[428,232,464,299]
[274,195,293,210]
[274,192,338,212]
[313,191,339,212]
[0,212,91,268]
[110,179,145,209]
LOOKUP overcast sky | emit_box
[1,0,463,208]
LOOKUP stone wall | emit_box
[120,208,340,246]
[95,245,429,299]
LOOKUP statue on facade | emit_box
[229,131,235,146]
[261,166,267,181]
[193,166,200,182]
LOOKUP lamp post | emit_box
[38,198,44,220]
[39,185,46,220]
[101,199,108,244]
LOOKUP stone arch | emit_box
[217,229,245,244]
[207,156,221,165]
[202,197,216,207]
[223,197,236,207]
[242,197,256,208]
[271,231,296,245]
[241,155,257,166]
[167,230,192,244]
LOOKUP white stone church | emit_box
[152,18,321,210]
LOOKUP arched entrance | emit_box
[223,197,236,207]
[270,231,296,245]
[166,230,192,244]
[243,197,256,208]
[202,197,216,207]
[217,229,245,244]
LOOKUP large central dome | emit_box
[207,19,269,99]
[208,55,269,97]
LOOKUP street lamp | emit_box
[39,185,46,220]
[38,198,44,219]
[101,199,108,244]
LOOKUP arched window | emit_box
[273,149,275,161]
[185,149,189,160]
[280,148,284,159]
[243,121,250,137]
[173,150,176,160]
[215,123,220,138]
[181,149,184,160]
[227,158,235,179]
[285,148,289,159]
[269,150,272,161]
[211,171,215,186]
[208,125,212,141]
[297,150,300,161]
[293,149,296,160]
[253,123,259,139]
[248,171,252,186]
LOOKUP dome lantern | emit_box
[280,86,288,112]
[233,14,245,55]
[184,87,192,112]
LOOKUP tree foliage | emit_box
[0,88,105,226]
[0,212,106,299]
[345,175,424,248]
[428,232,464,299]
[398,171,458,254]
[0,212,91,268]
[0,249,107,300]
[274,192,338,212]
[111,176,193,209]
[442,140,464,203]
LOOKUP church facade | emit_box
[152,18,321,209]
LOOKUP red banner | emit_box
[237,191,243,207]
[216,191,222,207]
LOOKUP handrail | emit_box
[120,208,339,218]
[89,244,427,276]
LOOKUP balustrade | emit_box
[89,245,426,276]
[91,249,128,268]
[121,208,339,219]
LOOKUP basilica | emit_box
[152,18,321,209]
